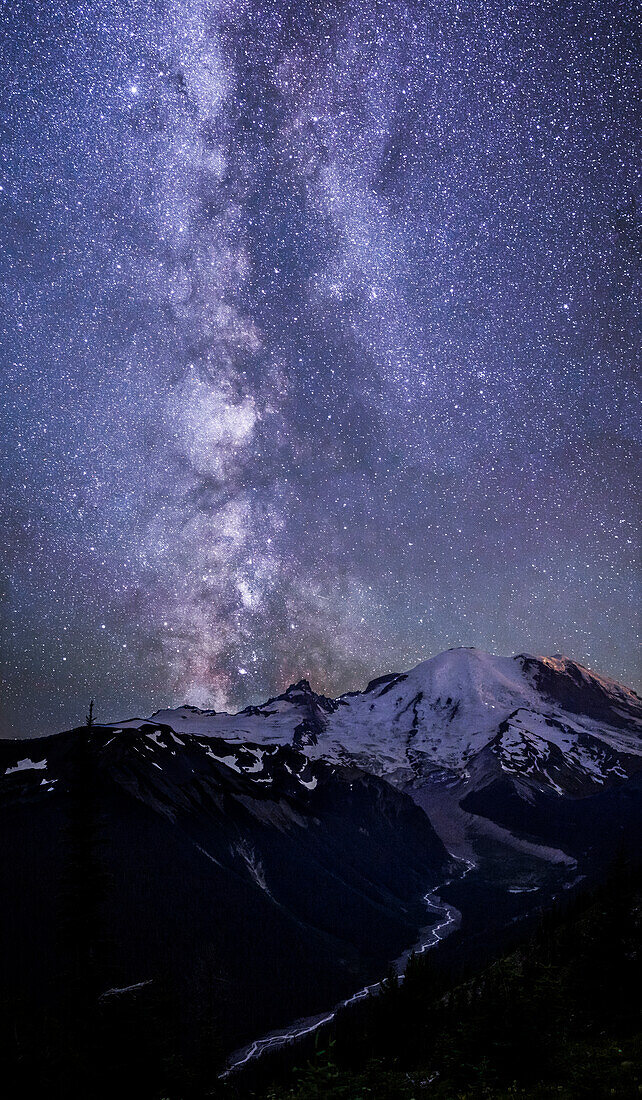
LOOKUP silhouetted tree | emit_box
[57,700,108,1095]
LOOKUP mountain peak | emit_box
[286,678,313,693]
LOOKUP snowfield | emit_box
[109,648,642,798]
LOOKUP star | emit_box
[0,0,637,737]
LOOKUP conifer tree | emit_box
[58,700,107,1093]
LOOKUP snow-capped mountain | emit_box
[1,646,640,1074]
[125,649,642,799]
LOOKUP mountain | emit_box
[130,648,642,874]
[0,721,448,1058]
[2,647,640,1090]
[142,649,642,794]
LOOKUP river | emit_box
[221,854,475,1078]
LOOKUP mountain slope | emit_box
[123,649,642,880]
[0,722,448,1054]
[1,647,640,1093]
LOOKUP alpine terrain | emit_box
[1,648,640,1089]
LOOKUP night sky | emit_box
[1,0,639,738]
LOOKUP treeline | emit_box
[240,859,642,1099]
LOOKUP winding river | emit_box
[221,855,475,1078]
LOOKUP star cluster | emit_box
[0,0,639,736]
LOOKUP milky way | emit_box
[0,0,639,736]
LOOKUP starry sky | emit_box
[0,0,639,737]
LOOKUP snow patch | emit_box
[5,757,47,775]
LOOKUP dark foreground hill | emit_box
[0,722,447,1099]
